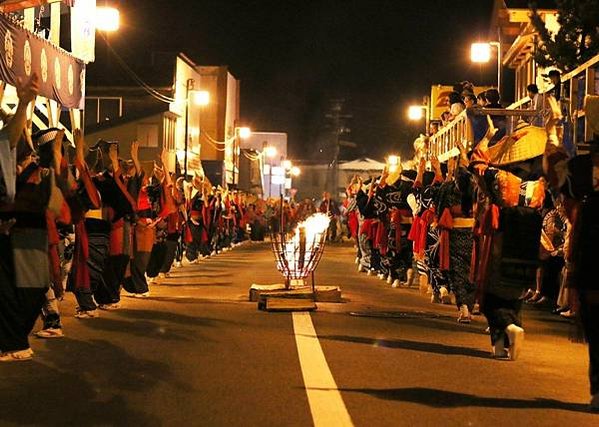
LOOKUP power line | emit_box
[99,34,176,104]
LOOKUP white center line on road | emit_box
[292,312,354,427]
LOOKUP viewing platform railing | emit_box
[429,53,599,160]
[429,107,540,160]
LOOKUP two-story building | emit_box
[84,53,241,186]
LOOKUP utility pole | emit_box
[325,99,352,198]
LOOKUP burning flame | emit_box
[277,213,330,278]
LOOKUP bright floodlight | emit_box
[193,90,210,106]
[238,127,252,139]
[282,160,292,170]
[471,42,491,63]
[388,155,399,166]
[408,106,424,121]
[264,146,277,158]
[96,7,120,32]
[290,166,301,176]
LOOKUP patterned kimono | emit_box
[376,178,414,282]
[409,172,447,295]
[356,188,378,271]
[0,155,70,352]
[123,173,158,294]
[436,167,476,310]
[186,190,211,260]
[71,167,134,308]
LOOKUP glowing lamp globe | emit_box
[265,146,277,158]
[96,7,120,32]
[238,127,252,139]
[193,90,210,106]
[408,106,424,121]
[471,43,491,63]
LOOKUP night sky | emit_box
[94,0,501,160]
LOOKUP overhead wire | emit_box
[99,34,176,104]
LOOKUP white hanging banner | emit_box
[71,0,96,63]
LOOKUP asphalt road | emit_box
[0,241,596,427]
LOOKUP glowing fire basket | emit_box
[270,213,330,292]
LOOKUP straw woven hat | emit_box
[487,121,546,165]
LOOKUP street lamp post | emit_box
[183,79,209,180]
[261,143,277,199]
[471,41,502,96]
[234,126,251,187]
[184,78,193,180]
[282,159,292,199]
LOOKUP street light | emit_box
[238,127,252,139]
[231,126,252,187]
[95,7,120,32]
[264,146,277,158]
[408,106,424,121]
[408,99,430,134]
[290,166,301,176]
[470,41,501,95]
[193,90,210,107]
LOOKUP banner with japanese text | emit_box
[0,13,86,109]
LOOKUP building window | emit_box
[84,97,122,126]
[137,124,159,148]
[163,115,176,151]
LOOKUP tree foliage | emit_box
[531,0,599,71]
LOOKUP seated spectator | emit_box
[463,93,478,109]
[441,111,452,126]
[448,92,465,120]
[477,92,487,106]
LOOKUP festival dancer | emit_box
[70,137,134,316]
[436,152,476,322]
[469,116,546,360]
[409,155,450,304]
[375,166,416,287]
[99,141,138,308]
[123,155,162,296]
[158,169,184,276]
[0,73,66,361]
[355,177,379,274]
[186,175,210,262]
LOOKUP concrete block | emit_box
[263,297,317,312]
[314,286,342,303]
[249,284,287,302]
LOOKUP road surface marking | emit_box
[292,312,354,427]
